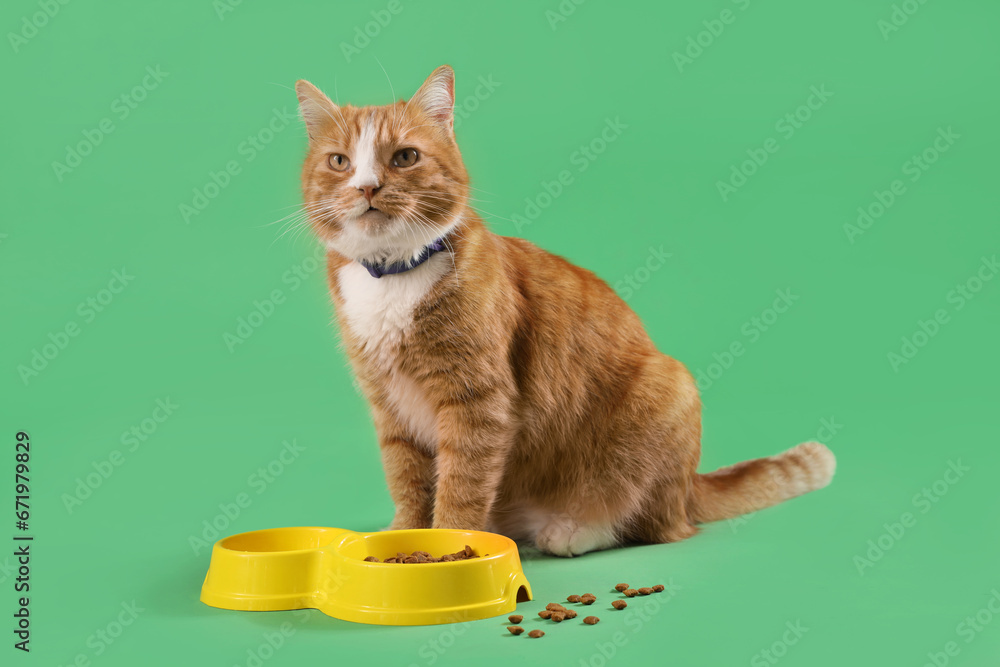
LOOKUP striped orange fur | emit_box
[294,66,836,556]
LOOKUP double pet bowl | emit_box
[200,526,533,625]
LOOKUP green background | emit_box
[3,0,999,664]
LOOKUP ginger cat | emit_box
[294,66,835,556]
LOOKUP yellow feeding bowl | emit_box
[200,527,532,626]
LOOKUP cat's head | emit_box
[295,65,469,264]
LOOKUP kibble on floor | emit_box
[612,600,627,610]
[528,630,545,638]
[508,615,522,624]
[583,616,600,625]
[507,626,524,635]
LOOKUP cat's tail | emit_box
[689,442,836,523]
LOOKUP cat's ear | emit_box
[409,65,455,134]
[295,79,339,140]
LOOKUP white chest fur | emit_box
[336,254,451,447]
[336,253,450,355]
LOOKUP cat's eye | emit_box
[392,148,419,168]
[327,154,350,172]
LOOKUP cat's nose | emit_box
[359,185,381,203]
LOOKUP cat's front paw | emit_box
[535,516,618,557]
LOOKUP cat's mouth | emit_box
[355,205,390,228]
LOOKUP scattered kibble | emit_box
[501,580,671,642]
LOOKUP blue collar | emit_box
[358,237,449,279]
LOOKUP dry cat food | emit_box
[374,545,478,564]
[504,580,667,640]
